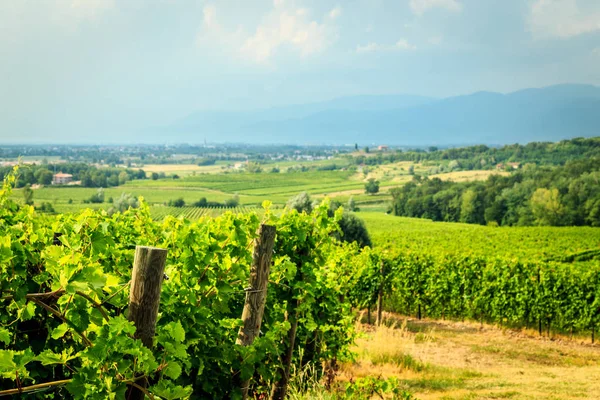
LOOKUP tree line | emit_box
[390,157,600,226]
[0,163,146,188]
[350,137,600,169]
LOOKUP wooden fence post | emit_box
[126,246,168,400]
[236,224,276,399]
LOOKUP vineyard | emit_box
[3,167,600,398]
[149,205,261,220]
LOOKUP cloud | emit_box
[328,6,342,19]
[410,0,463,16]
[239,4,338,64]
[196,2,338,64]
[203,4,218,29]
[356,39,417,53]
[529,0,600,38]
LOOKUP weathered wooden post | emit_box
[127,246,168,400]
[236,224,276,399]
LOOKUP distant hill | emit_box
[161,84,600,145]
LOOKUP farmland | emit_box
[359,212,600,261]
[10,157,506,217]
[3,140,600,399]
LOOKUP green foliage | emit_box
[0,167,360,398]
[108,193,139,215]
[168,197,185,207]
[287,192,314,213]
[22,184,34,205]
[390,158,600,226]
[85,188,105,204]
[364,178,380,194]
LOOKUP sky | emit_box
[1,0,599,142]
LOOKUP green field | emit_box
[359,211,600,262]
[14,168,396,213]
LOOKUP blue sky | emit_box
[1,0,599,141]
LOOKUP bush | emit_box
[193,197,208,207]
[168,198,185,207]
[287,192,313,213]
[364,178,380,194]
[87,188,105,204]
[224,195,239,208]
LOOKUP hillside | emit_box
[163,84,600,145]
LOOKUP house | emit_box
[52,173,73,185]
[495,162,520,170]
[378,145,389,152]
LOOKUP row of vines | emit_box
[3,163,600,398]
[150,205,260,220]
[350,248,600,339]
[0,168,360,399]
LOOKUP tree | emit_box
[364,178,380,194]
[337,212,372,248]
[247,162,262,173]
[408,165,415,175]
[459,189,480,224]
[108,193,139,215]
[347,196,356,212]
[34,168,53,185]
[287,192,313,213]
[364,146,370,153]
[193,197,208,207]
[151,172,159,180]
[530,188,566,226]
[118,171,129,185]
[168,198,185,207]
[355,143,358,151]
[225,195,239,208]
[22,184,34,205]
[87,188,105,204]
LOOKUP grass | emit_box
[338,314,600,399]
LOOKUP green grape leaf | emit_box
[36,349,78,365]
[51,323,69,339]
[162,361,182,380]
[150,380,193,400]
[0,328,10,345]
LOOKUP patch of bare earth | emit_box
[338,312,600,399]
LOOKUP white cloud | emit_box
[410,0,462,16]
[197,3,339,64]
[329,6,342,19]
[356,39,416,53]
[203,4,218,29]
[196,4,244,50]
[242,8,335,63]
[529,0,600,39]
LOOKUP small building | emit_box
[378,145,389,152]
[52,173,73,185]
[496,162,520,170]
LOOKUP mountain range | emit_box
[156,84,600,146]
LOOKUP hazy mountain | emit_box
[162,84,600,145]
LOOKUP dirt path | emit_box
[340,314,600,399]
